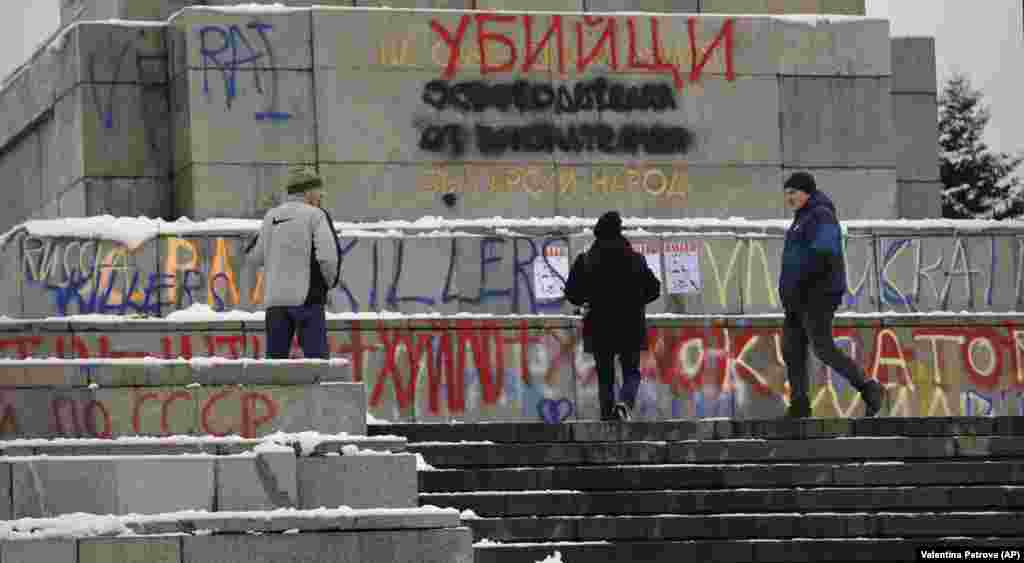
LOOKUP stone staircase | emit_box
[371,418,1024,563]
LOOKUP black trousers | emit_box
[783,306,868,402]
[593,350,642,417]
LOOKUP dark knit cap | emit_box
[784,171,817,194]
[593,211,623,240]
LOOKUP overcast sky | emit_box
[1,1,1021,158]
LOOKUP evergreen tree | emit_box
[939,74,1024,219]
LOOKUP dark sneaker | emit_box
[613,402,632,422]
[785,396,812,418]
[862,380,887,417]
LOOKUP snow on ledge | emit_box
[0,505,460,541]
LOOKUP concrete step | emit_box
[463,511,1024,542]
[423,486,1024,516]
[1,447,418,519]
[473,538,1024,563]
[0,434,407,457]
[421,461,1024,492]
[408,436,1024,467]
[370,417,1024,443]
[0,507,471,563]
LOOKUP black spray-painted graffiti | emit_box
[421,78,678,114]
[198,22,291,121]
[420,121,694,157]
[417,77,692,157]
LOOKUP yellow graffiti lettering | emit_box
[208,238,240,307]
[163,237,199,305]
[745,239,778,309]
[703,240,744,308]
[870,328,913,389]
[913,333,966,385]
[643,168,669,197]
[378,36,413,66]
[250,270,264,305]
[558,168,577,195]
[667,165,689,199]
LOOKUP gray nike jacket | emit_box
[246,195,342,308]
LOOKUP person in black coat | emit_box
[565,211,661,421]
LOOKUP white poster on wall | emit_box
[534,245,570,300]
[631,241,663,283]
[665,241,702,295]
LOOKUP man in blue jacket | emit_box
[778,172,886,418]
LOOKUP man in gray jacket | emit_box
[247,166,342,359]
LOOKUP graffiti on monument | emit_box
[198,21,291,121]
[414,14,734,159]
[2,320,1023,426]
[9,232,1024,316]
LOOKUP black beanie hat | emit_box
[784,171,817,194]
[593,211,623,240]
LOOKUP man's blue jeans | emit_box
[266,304,329,359]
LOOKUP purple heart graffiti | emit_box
[537,398,574,424]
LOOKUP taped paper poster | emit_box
[631,241,664,283]
[665,241,702,295]
[534,245,570,300]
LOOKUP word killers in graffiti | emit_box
[19,235,249,316]
[198,22,291,121]
[0,388,280,438]
[418,164,690,199]
[427,14,736,90]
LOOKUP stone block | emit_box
[217,450,298,510]
[114,457,216,513]
[892,93,940,182]
[298,454,417,509]
[78,537,181,563]
[63,177,173,220]
[418,528,474,563]
[586,0,700,11]
[876,234,994,312]
[0,539,77,563]
[892,37,936,94]
[183,532,360,563]
[0,61,55,151]
[0,236,24,317]
[562,164,785,222]
[171,8,313,71]
[175,163,298,220]
[0,462,9,519]
[43,92,84,199]
[76,84,171,178]
[897,180,941,220]
[354,0,473,7]
[53,22,169,95]
[12,458,118,517]
[701,0,860,13]
[0,129,43,235]
[181,68,316,165]
[555,75,781,167]
[313,8,555,75]
[772,17,889,76]
[798,167,897,220]
[128,385,201,436]
[371,236,462,315]
[781,77,895,168]
[476,0,582,9]
[356,530,419,561]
